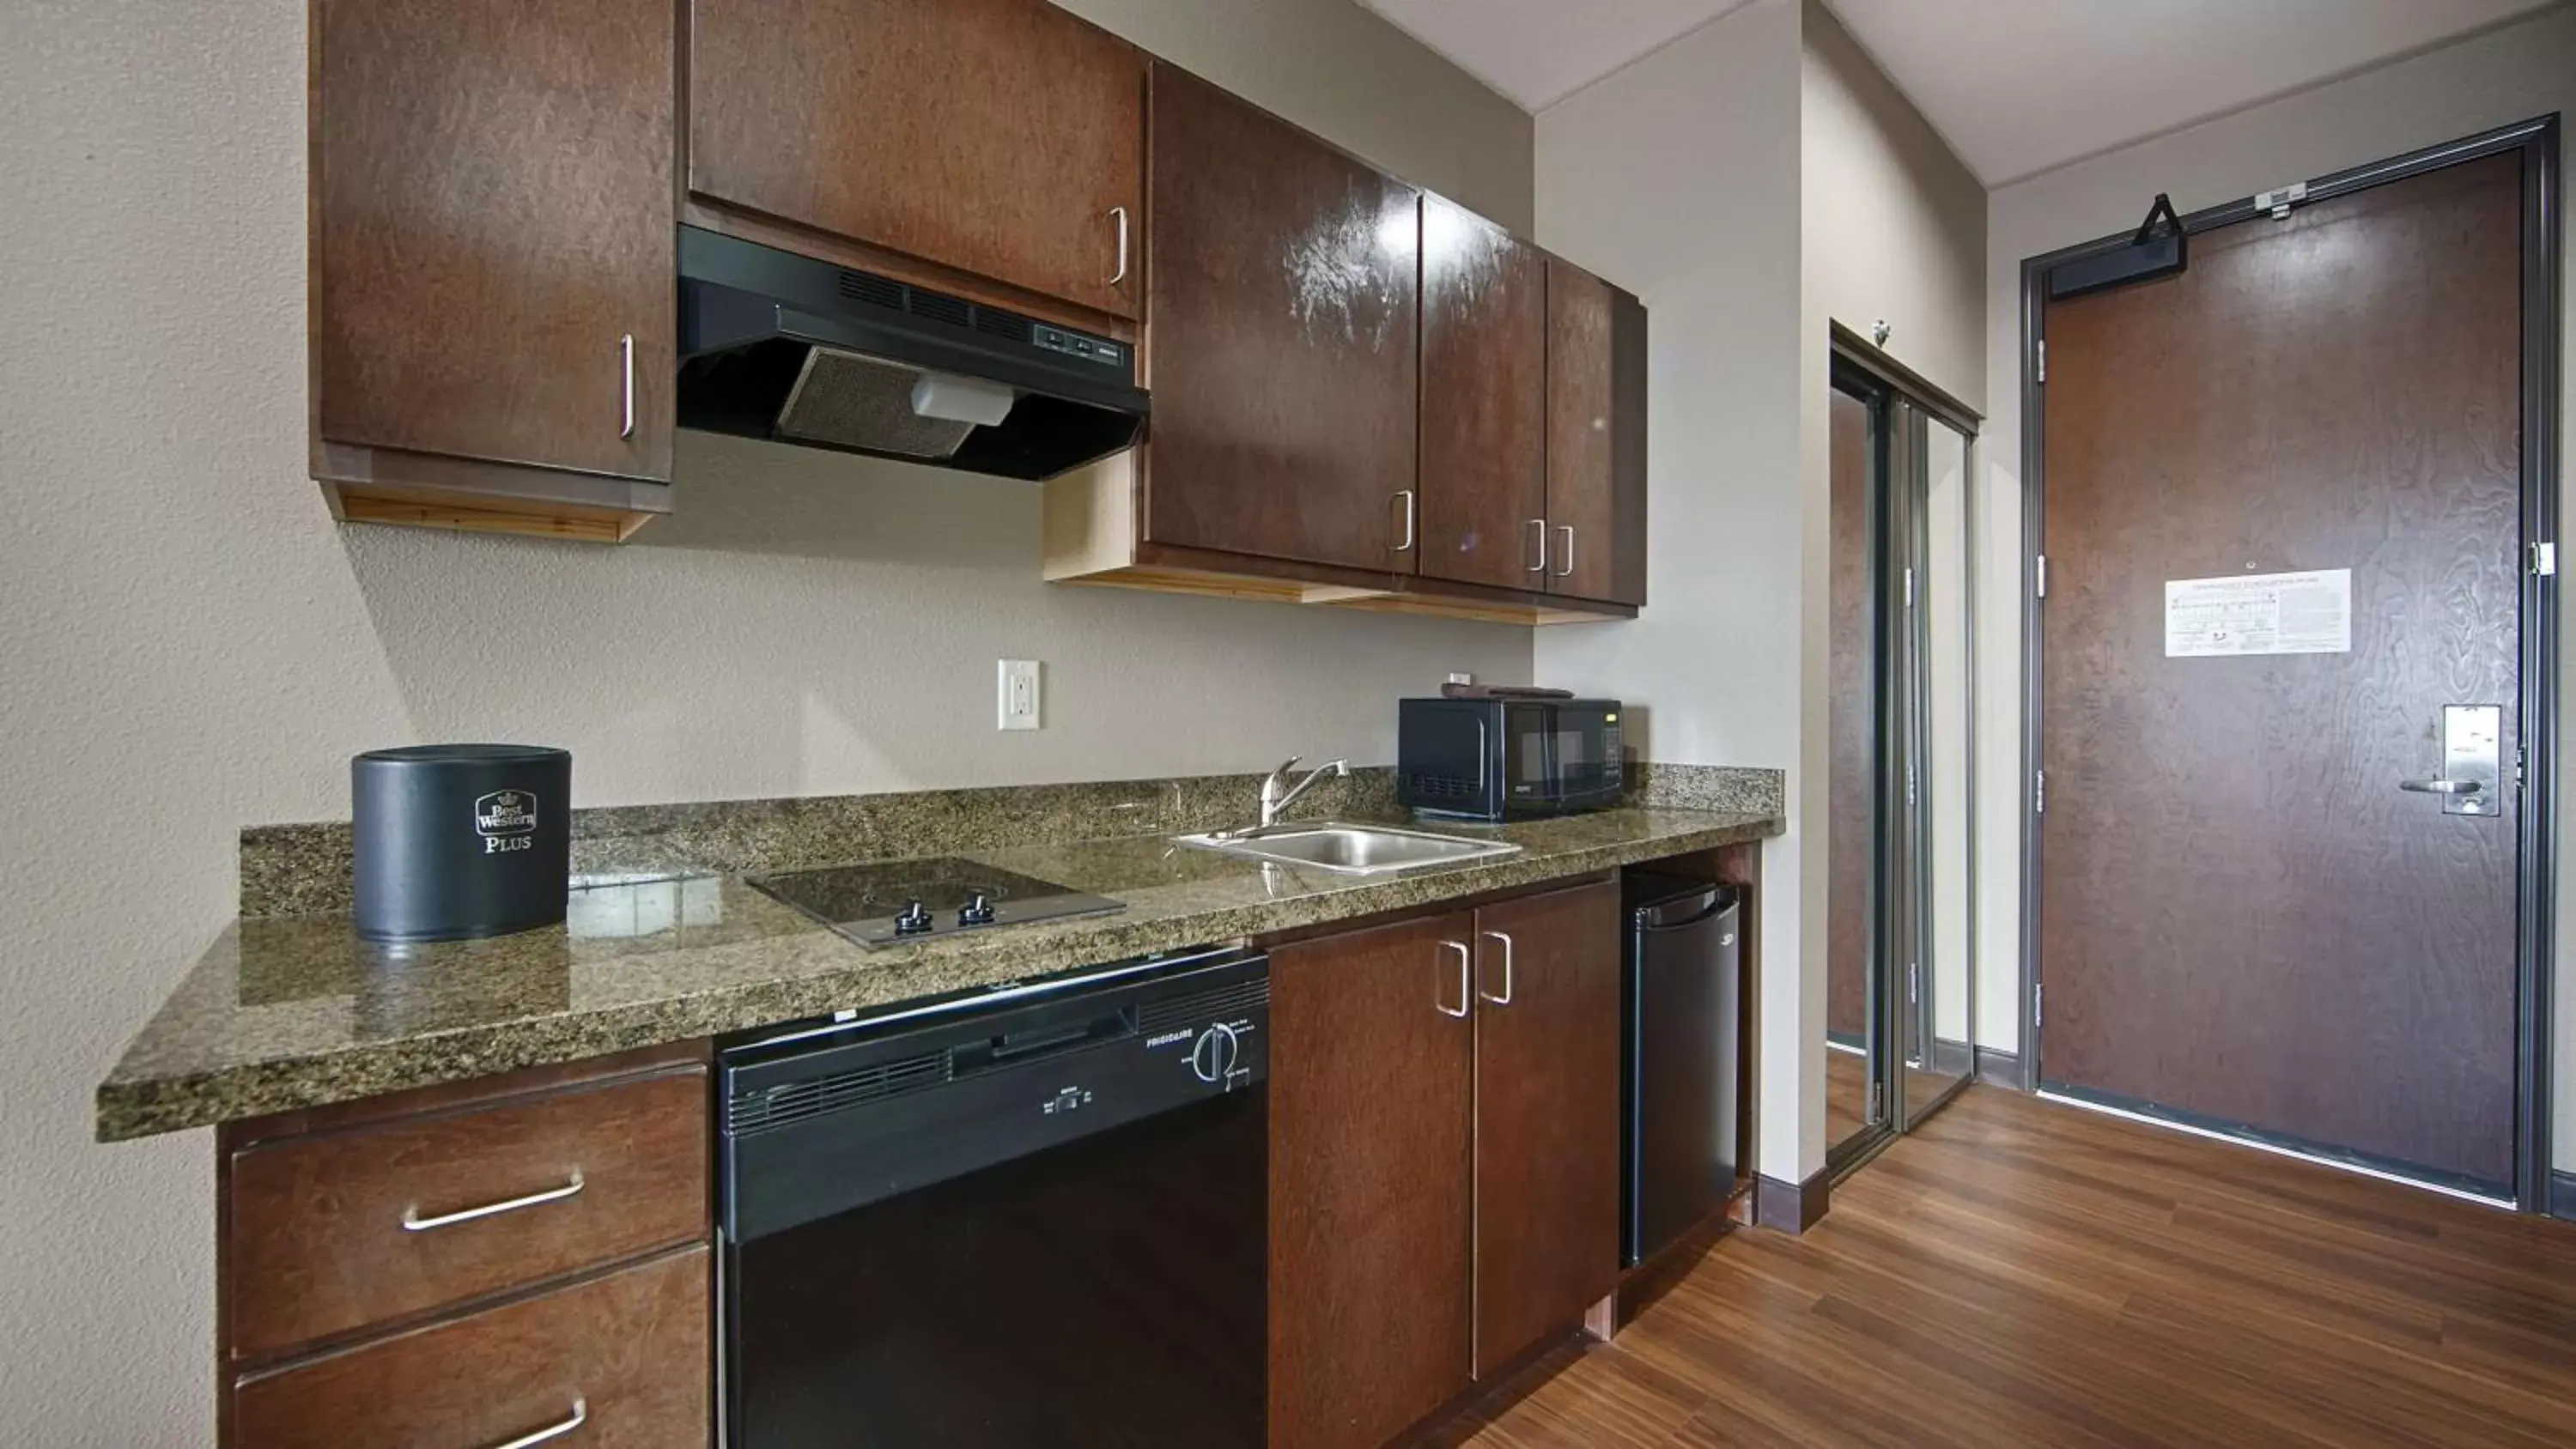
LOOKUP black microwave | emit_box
[1397,697,1625,822]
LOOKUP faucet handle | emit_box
[1267,755,1303,785]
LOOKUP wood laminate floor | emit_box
[1428,1086,2576,1448]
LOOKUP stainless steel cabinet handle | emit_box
[482,1399,587,1449]
[1437,940,1470,1018]
[1555,524,1576,578]
[1392,490,1417,553]
[1477,931,1515,1005]
[401,1170,585,1231]
[2398,778,2483,794]
[618,334,635,440]
[1525,518,1548,573]
[1109,206,1131,287]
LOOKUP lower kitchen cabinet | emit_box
[1267,878,1625,1448]
[1269,910,1478,1449]
[1469,880,1624,1377]
[214,1042,713,1448]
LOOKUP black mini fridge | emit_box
[1622,871,1742,1266]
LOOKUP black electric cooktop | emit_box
[745,857,1125,949]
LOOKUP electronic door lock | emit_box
[2401,705,2500,816]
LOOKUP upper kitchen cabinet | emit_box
[1139,64,1422,575]
[309,0,677,542]
[686,0,1146,325]
[1543,258,1649,606]
[1418,197,1548,592]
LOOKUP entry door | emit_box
[2038,153,2524,1193]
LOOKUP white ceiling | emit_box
[1827,0,2562,185]
[1356,0,1751,112]
[1358,0,2562,185]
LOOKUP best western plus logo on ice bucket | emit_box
[473,790,539,854]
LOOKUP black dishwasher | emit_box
[719,948,1268,1448]
[1623,873,1742,1267]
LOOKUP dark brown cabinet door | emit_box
[689,0,1145,321]
[1419,197,1548,589]
[1471,880,1623,1375]
[1545,259,1649,605]
[1270,912,1474,1449]
[1145,64,1422,574]
[312,0,674,482]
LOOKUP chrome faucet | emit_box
[1258,755,1349,830]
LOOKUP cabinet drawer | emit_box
[233,1246,709,1449]
[227,1068,708,1361]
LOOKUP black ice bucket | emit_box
[352,744,571,943]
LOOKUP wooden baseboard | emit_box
[1753,1166,1832,1234]
[1974,1046,2022,1088]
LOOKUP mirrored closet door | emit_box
[1826,341,1979,1174]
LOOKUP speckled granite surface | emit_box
[1625,763,1783,815]
[239,769,1405,917]
[100,804,1780,1141]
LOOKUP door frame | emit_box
[1827,327,1984,1177]
[2014,116,2563,1210]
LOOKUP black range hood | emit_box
[677,226,1146,481]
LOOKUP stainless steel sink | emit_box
[1173,822,1521,876]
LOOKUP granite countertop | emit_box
[95,805,1779,1142]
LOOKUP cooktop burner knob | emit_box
[958,892,997,927]
[893,900,934,936]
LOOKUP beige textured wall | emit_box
[1979,8,2576,1179]
[1800,3,1989,412]
[1531,0,1811,1182]
[0,1,1530,1439]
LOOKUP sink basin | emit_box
[1174,822,1521,876]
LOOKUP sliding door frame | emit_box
[1829,326,1983,1167]
[2014,115,2562,1210]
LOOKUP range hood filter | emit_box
[776,349,978,459]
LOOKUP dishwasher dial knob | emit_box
[892,900,934,936]
[1189,1023,1241,1084]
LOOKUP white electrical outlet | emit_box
[998,659,1042,731]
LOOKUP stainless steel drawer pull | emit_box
[483,1398,587,1449]
[1392,490,1417,553]
[1556,524,1576,578]
[401,1170,585,1231]
[1477,931,1515,1005]
[1526,518,1548,573]
[618,334,635,440]
[1437,940,1471,1018]
[1109,206,1131,286]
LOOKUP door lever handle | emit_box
[2398,778,2483,795]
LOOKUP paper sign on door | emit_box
[2164,569,2351,658]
